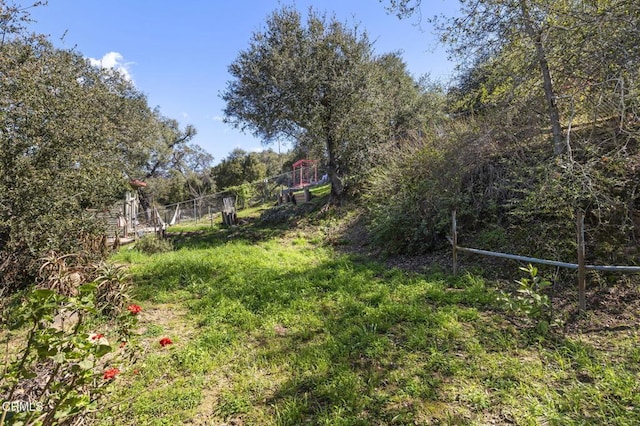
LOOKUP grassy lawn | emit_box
[100,217,640,425]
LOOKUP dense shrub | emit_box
[363,118,508,255]
[134,234,174,255]
[364,113,640,267]
[0,3,195,295]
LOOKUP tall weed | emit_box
[364,118,504,254]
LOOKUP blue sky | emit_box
[28,0,458,165]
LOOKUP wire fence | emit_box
[449,210,640,313]
[103,164,326,240]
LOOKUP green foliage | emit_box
[474,226,508,249]
[213,149,269,191]
[102,226,640,424]
[498,264,552,334]
[0,2,202,293]
[364,119,490,255]
[223,7,430,199]
[366,103,640,266]
[0,282,141,425]
[93,261,133,317]
[225,182,257,210]
[148,144,214,205]
[372,0,637,263]
[134,234,173,255]
[509,132,640,264]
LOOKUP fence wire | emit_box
[103,165,326,239]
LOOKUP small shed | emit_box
[292,159,318,188]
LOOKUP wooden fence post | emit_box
[452,210,458,275]
[152,195,157,237]
[124,192,131,238]
[577,211,586,313]
[222,197,237,226]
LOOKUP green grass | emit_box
[102,215,640,425]
[310,183,331,197]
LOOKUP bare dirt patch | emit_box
[136,303,196,340]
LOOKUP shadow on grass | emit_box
[251,262,503,424]
[125,217,639,425]
[167,221,290,251]
[254,267,635,425]
[134,246,507,423]
[166,200,326,251]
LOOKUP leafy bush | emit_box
[134,234,173,255]
[498,264,553,334]
[365,108,640,269]
[521,137,640,263]
[92,261,133,317]
[225,182,258,210]
[364,119,504,255]
[0,3,196,295]
[0,283,142,425]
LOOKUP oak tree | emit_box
[223,7,384,200]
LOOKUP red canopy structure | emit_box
[292,159,318,188]
[129,179,147,188]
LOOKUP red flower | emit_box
[91,333,104,340]
[127,304,142,315]
[159,337,173,347]
[103,368,120,380]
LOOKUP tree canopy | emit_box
[368,0,640,260]
[385,0,640,153]
[222,6,429,199]
[0,1,199,290]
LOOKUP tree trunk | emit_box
[325,134,344,202]
[537,41,564,155]
[520,0,564,155]
[137,189,152,222]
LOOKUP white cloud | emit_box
[212,115,224,122]
[88,52,133,82]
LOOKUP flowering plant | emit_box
[127,304,142,315]
[159,337,173,347]
[89,333,109,345]
[1,284,143,425]
[103,368,120,380]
